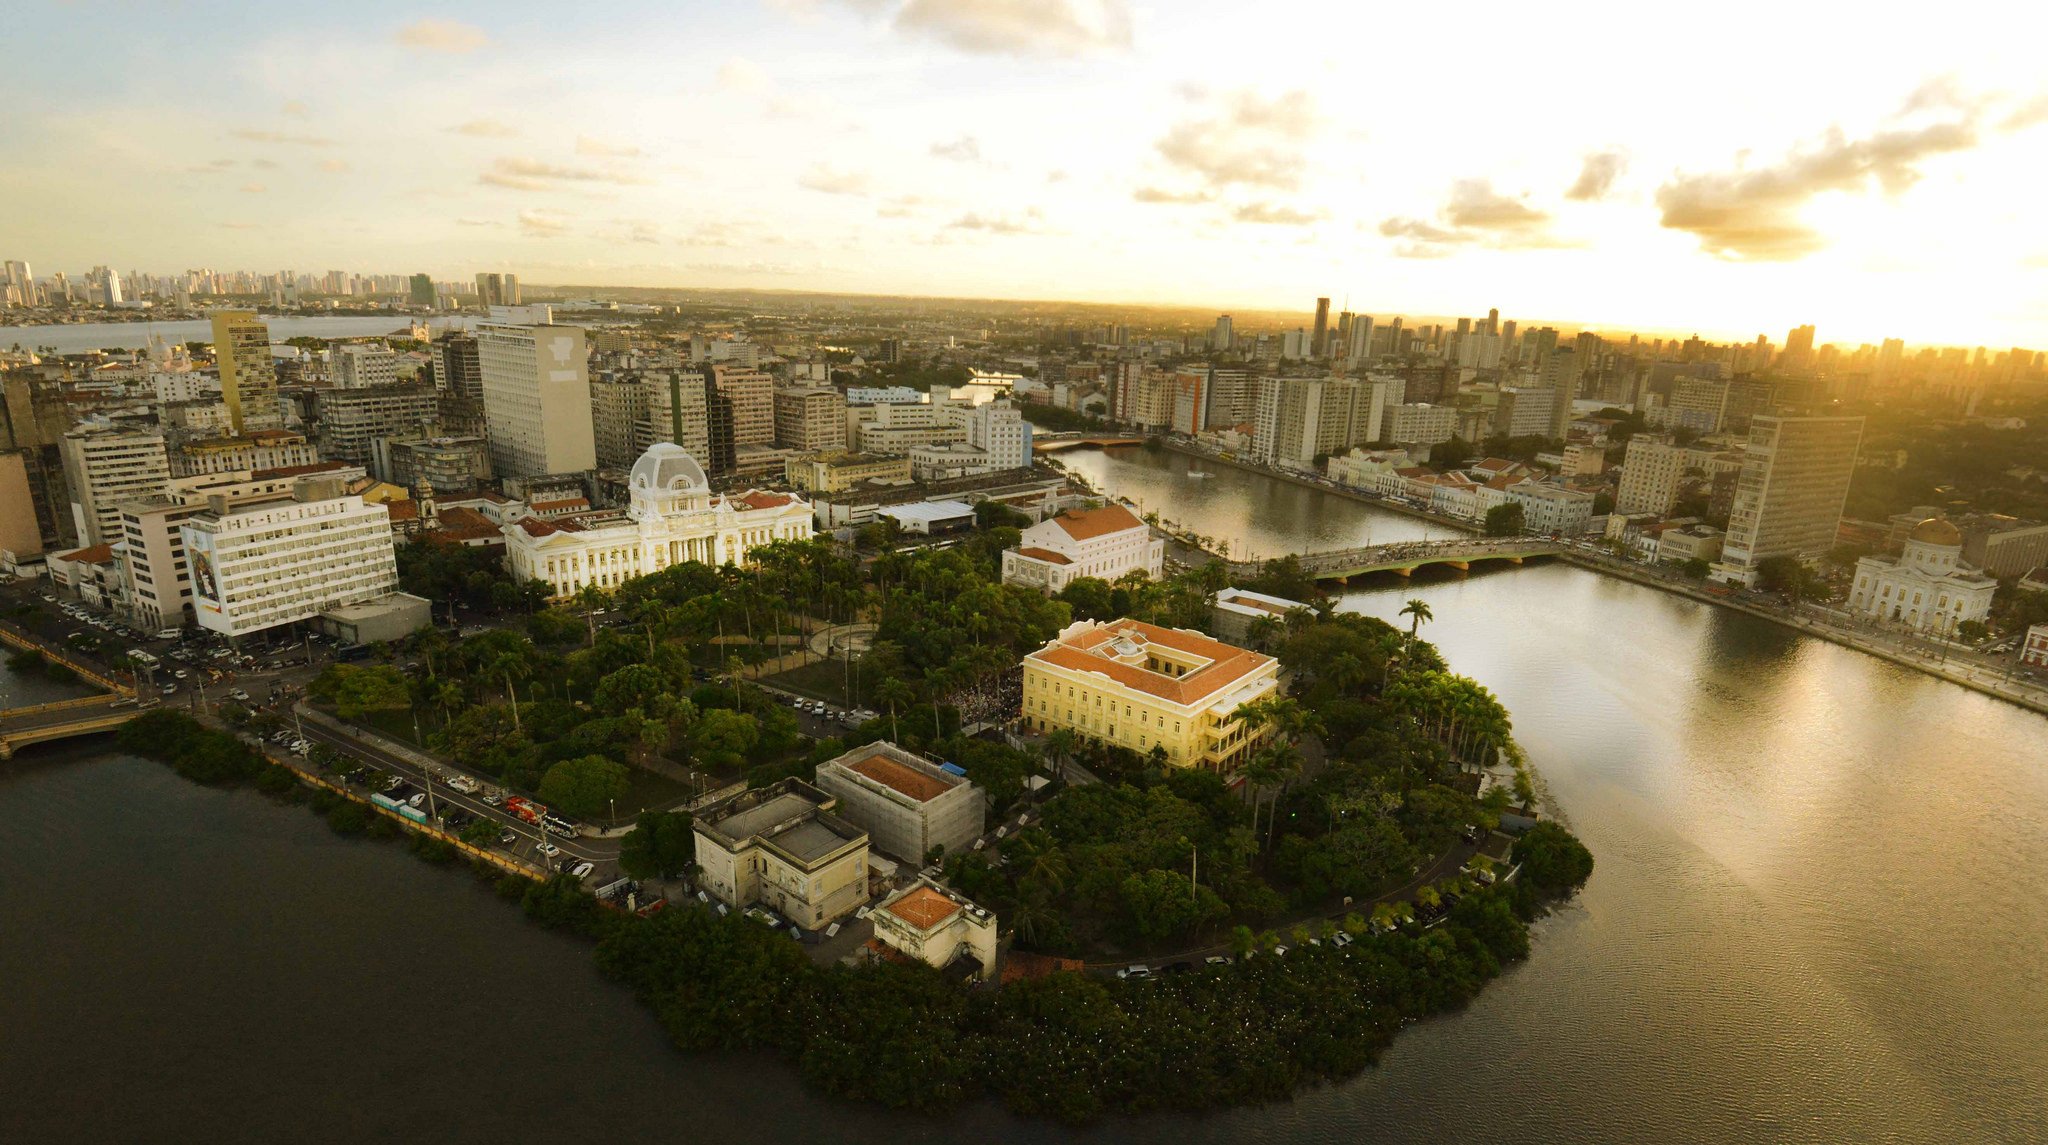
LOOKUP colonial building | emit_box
[866,879,998,982]
[814,742,984,864]
[501,443,811,598]
[692,779,870,930]
[1847,517,1996,636]
[1000,504,1162,592]
[1022,618,1280,773]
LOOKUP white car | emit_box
[571,861,594,878]
[1116,965,1152,980]
[537,841,561,857]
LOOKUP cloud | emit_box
[798,163,871,195]
[718,57,770,93]
[930,134,981,162]
[250,158,280,170]
[396,19,488,54]
[2002,93,2048,131]
[317,158,350,173]
[1132,186,1212,205]
[1566,151,1627,201]
[1656,119,1979,260]
[230,128,333,147]
[877,195,928,219]
[1378,179,1562,256]
[1155,88,1318,191]
[518,210,570,237]
[875,0,1133,58]
[1046,169,1067,184]
[455,217,503,228]
[480,156,651,190]
[450,118,521,138]
[576,136,644,159]
[281,100,309,119]
[1231,201,1321,226]
[946,208,1045,234]
[218,222,261,230]
[239,182,267,194]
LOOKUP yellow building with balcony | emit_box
[1021,618,1279,774]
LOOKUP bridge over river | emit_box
[0,623,141,758]
[1229,537,1567,582]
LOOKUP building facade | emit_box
[773,386,849,454]
[1718,415,1864,579]
[1001,504,1162,592]
[867,880,998,981]
[692,779,870,930]
[210,311,282,434]
[1021,618,1280,773]
[182,478,401,638]
[1847,518,1997,636]
[477,321,597,478]
[502,444,811,598]
[814,742,984,864]
[60,426,170,546]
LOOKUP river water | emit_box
[0,316,464,354]
[4,446,2045,1142]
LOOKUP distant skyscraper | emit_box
[474,272,518,308]
[1486,308,1499,335]
[1781,325,1816,372]
[433,332,484,400]
[1311,297,1331,358]
[1211,314,1233,352]
[503,274,521,305]
[1346,315,1375,367]
[1718,415,1864,578]
[409,274,435,307]
[209,310,281,435]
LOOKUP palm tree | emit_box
[490,652,529,732]
[1400,598,1434,640]
[875,677,914,743]
[1042,727,1081,784]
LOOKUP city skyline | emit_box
[4,1,2048,348]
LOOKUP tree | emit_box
[690,707,760,771]
[1400,598,1434,640]
[1956,619,1990,643]
[1054,577,1117,622]
[1119,867,1228,943]
[1483,502,1525,537]
[537,754,630,818]
[310,663,411,720]
[1428,435,1474,469]
[874,677,915,742]
[461,819,503,847]
[619,810,695,879]
[1679,557,1712,579]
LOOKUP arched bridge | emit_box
[1032,433,1146,453]
[0,695,147,758]
[1233,537,1566,582]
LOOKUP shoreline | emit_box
[1100,439,2046,718]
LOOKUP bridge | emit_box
[1031,432,1146,453]
[1231,537,1566,582]
[0,622,139,758]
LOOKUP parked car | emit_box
[1116,965,1152,980]
[571,861,594,878]
[537,841,561,858]
[1204,955,1232,966]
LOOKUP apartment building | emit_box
[814,742,984,864]
[705,365,774,475]
[633,369,712,461]
[1022,618,1280,773]
[773,386,849,454]
[374,434,492,495]
[692,779,870,930]
[169,430,320,478]
[784,451,913,494]
[1717,415,1864,580]
[210,310,282,434]
[59,425,170,546]
[315,385,439,468]
[590,375,651,469]
[1001,504,1162,592]
[432,332,484,400]
[330,342,400,389]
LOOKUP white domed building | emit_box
[1846,517,1996,635]
[502,443,812,598]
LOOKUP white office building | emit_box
[331,342,401,389]
[1001,504,1163,591]
[60,425,171,546]
[476,321,597,478]
[182,478,401,638]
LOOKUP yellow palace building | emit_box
[1021,618,1279,774]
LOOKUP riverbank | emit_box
[1161,440,1481,538]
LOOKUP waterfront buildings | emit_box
[476,320,596,478]
[181,475,402,638]
[2023,623,2048,668]
[1508,482,1597,535]
[1251,376,1372,467]
[1210,586,1312,644]
[59,425,169,546]
[1959,515,2048,579]
[210,310,283,434]
[813,741,984,864]
[867,879,998,981]
[1001,504,1162,592]
[1716,415,1864,581]
[1021,617,1280,773]
[1846,518,1996,635]
[501,443,811,598]
[692,779,870,930]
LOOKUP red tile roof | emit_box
[55,544,115,564]
[1026,618,1274,706]
[884,886,962,930]
[516,516,584,538]
[847,753,952,802]
[732,490,795,511]
[1049,505,1143,541]
[1014,546,1072,565]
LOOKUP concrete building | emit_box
[1385,403,1459,447]
[1001,504,1162,592]
[1210,586,1312,644]
[0,450,46,565]
[705,365,775,475]
[1251,376,1371,467]
[814,742,984,864]
[114,495,206,630]
[169,430,319,478]
[1508,482,1597,535]
[210,311,282,434]
[182,477,401,638]
[2022,623,2048,669]
[692,779,870,930]
[962,399,1031,471]
[1616,436,1691,516]
[773,386,849,454]
[316,385,439,469]
[374,434,492,495]
[785,451,912,494]
[1847,518,1997,636]
[1960,516,2048,579]
[1717,415,1864,580]
[1655,524,1725,564]
[331,342,400,389]
[867,879,998,981]
[432,332,484,400]
[60,425,170,546]
[1021,617,1280,773]
[590,376,651,470]
[633,369,712,462]
[502,444,811,598]
[477,321,597,478]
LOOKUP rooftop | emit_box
[843,749,958,803]
[1048,504,1143,541]
[1027,618,1275,707]
[1014,546,1072,565]
[883,886,962,930]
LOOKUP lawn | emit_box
[760,657,873,707]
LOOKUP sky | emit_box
[3,0,2047,348]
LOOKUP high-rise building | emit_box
[476,320,596,478]
[1717,415,1864,579]
[774,386,849,454]
[635,370,712,461]
[1346,315,1375,368]
[59,426,170,546]
[315,385,440,469]
[1311,297,1331,358]
[1781,325,1816,373]
[432,332,484,400]
[331,341,400,389]
[0,451,45,561]
[703,365,774,475]
[1211,314,1233,352]
[474,272,509,307]
[963,399,1031,470]
[183,477,402,638]
[408,274,435,307]
[1544,346,1580,438]
[590,376,651,470]
[210,311,282,435]
[1201,367,1253,428]
[1252,377,1370,466]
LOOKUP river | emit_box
[3,446,2045,1142]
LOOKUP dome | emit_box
[1907,517,1962,547]
[629,442,709,494]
